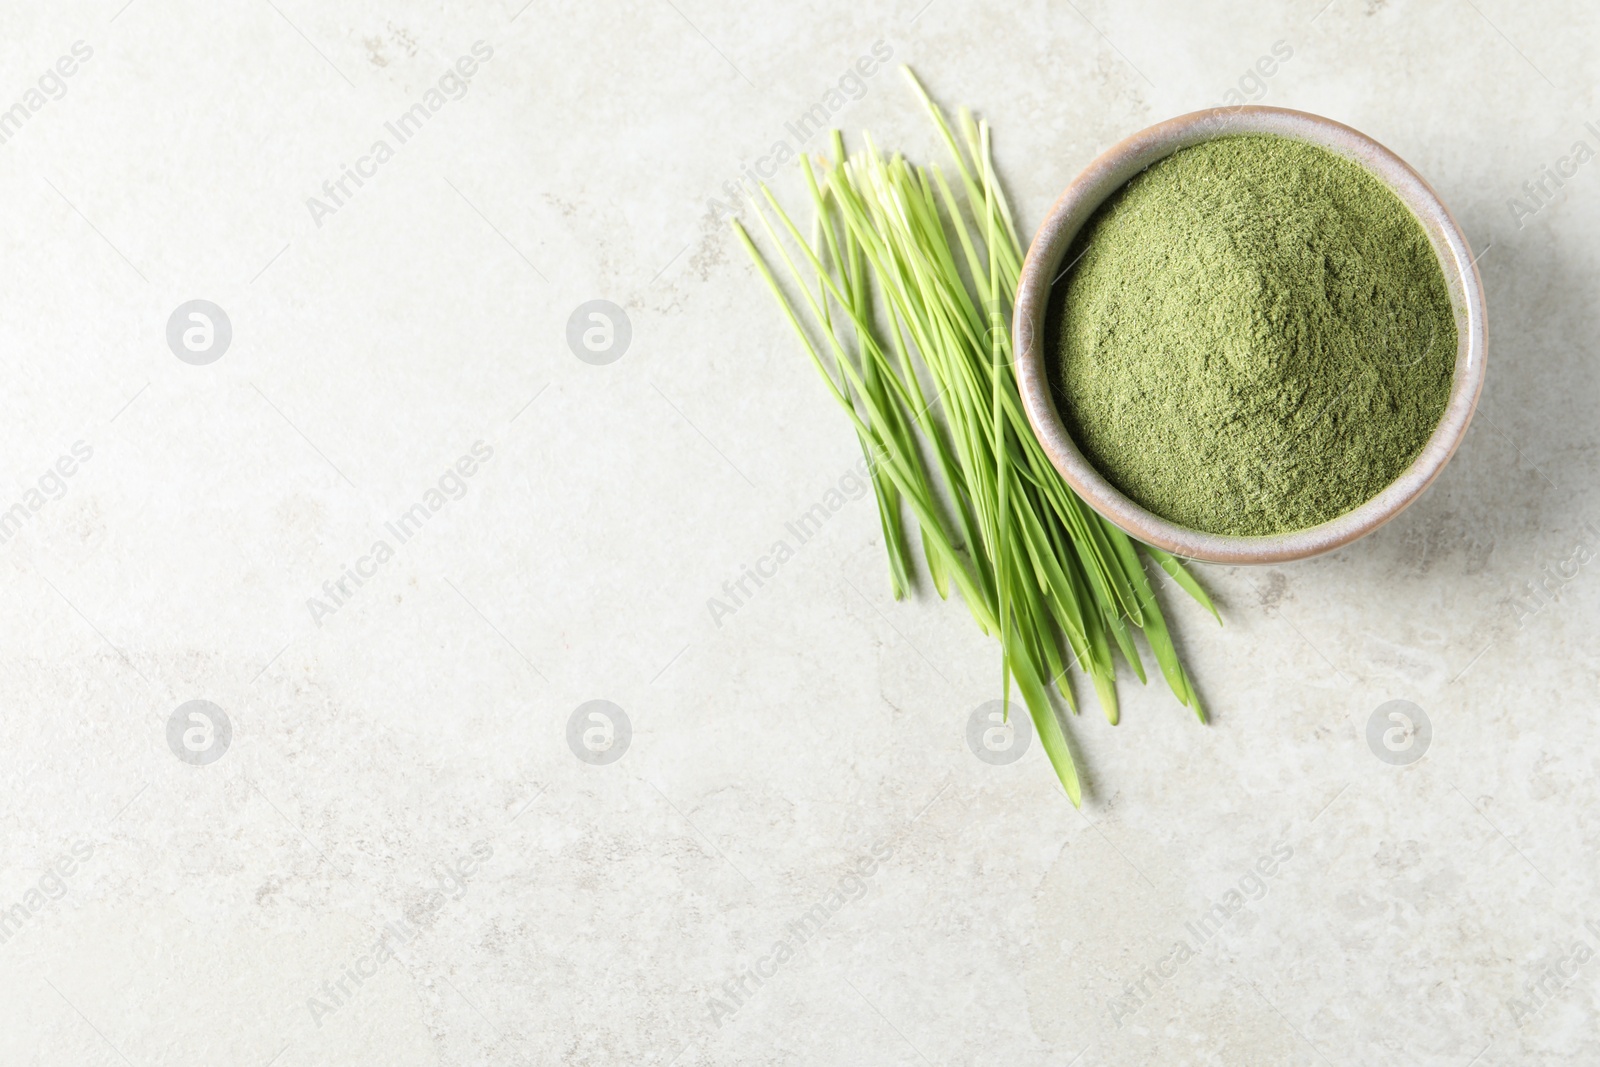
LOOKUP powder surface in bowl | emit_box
[1048,133,1457,537]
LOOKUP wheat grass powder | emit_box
[1048,133,1456,537]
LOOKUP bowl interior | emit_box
[1013,106,1487,565]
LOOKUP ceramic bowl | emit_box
[1012,106,1487,565]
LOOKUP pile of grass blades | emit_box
[733,70,1217,805]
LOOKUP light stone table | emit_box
[0,0,1596,1064]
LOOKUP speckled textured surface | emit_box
[0,1,1596,1065]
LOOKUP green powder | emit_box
[1048,133,1456,536]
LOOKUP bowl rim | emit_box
[1012,105,1488,565]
